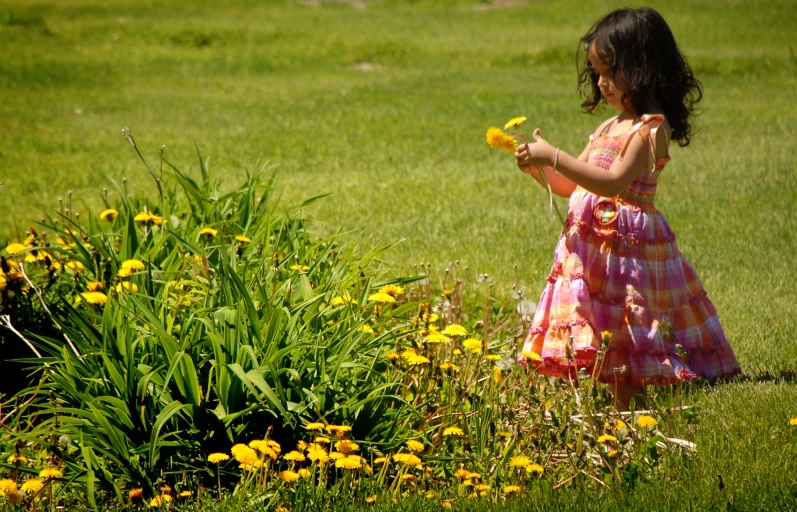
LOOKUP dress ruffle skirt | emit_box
[519,118,741,385]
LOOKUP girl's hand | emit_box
[516,128,556,168]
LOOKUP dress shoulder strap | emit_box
[619,114,670,171]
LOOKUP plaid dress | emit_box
[520,114,741,385]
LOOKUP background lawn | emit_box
[1,0,796,509]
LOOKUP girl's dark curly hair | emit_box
[578,8,702,146]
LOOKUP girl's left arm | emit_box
[519,128,652,198]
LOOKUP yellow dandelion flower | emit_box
[86,281,103,291]
[298,468,312,479]
[498,431,512,438]
[392,453,422,467]
[199,227,217,237]
[493,366,503,384]
[134,212,152,223]
[208,453,229,464]
[150,495,172,507]
[462,338,483,354]
[266,440,281,454]
[5,243,26,255]
[332,295,356,306]
[423,312,439,323]
[499,134,518,153]
[401,474,416,482]
[636,415,658,429]
[504,116,528,130]
[601,330,613,343]
[406,354,430,365]
[99,209,118,221]
[335,455,362,469]
[486,127,504,148]
[117,267,133,278]
[486,354,501,361]
[0,479,18,493]
[276,507,290,512]
[329,451,345,460]
[453,348,462,356]
[367,292,395,304]
[116,281,139,293]
[597,434,618,443]
[374,456,388,464]
[366,495,377,503]
[520,350,542,361]
[443,426,464,437]
[314,437,331,444]
[335,440,359,453]
[239,460,263,472]
[7,454,28,464]
[129,488,144,500]
[387,352,400,361]
[306,422,325,431]
[307,448,329,463]
[439,362,458,371]
[230,444,258,464]
[503,484,521,494]
[406,440,424,452]
[235,235,251,243]
[297,440,307,451]
[325,424,352,434]
[280,470,300,482]
[150,215,164,226]
[789,417,797,426]
[474,483,491,491]
[39,467,62,479]
[525,463,544,475]
[178,490,192,498]
[289,264,310,271]
[358,324,375,334]
[425,331,450,344]
[79,292,107,305]
[121,259,145,270]
[509,455,532,468]
[441,324,468,336]
[65,260,84,272]
[160,485,172,494]
[283,450,306,462]
[379,284,405,296]
[607,449,618,458]
[442,502,453,509]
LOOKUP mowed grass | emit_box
[1,0,797,509]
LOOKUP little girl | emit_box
[515,7,741,410]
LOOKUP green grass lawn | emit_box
[2,0,797,509]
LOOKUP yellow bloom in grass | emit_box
[150,215,164,226]
[79,292,108,305]
[99,209,118,221]
[425,331,450,344]
[604,419,628,431]
[325,424,352,435]
[116,282,139,293]
[423,312,439,323]
[5,243,26,255]
[335,455,363,469]
[387,352,400,361]
[7,454,28,464]
[122,259,145,270]
[298,468,312,479]
[498,431,512,438]
[297,440,307,451]
[280,470,301,483]
[235,235,251,243]
[443,426,464,437]
[453,469,469,480]
[374,456,388,464]
[504,116,528,130]
[307,448,329,464]
[230,444,258,464]
[401,474,417,482]
[283,450,306,462]
[509,455,532,468]
[486,127,505,148]
[466,471,482,480]
[0,479,18,492]
[208,453,229,464]
[789,417,797,426]
[503,484,521,494]
[150,495,172,507]
[521,350,543,362]
[439,362,458,371]
[306,422,325,431]
[335,440,359,453]
[160,485,172,494]
[597,434,618,443]
[366,495,377,503]
[378,284,405,297]
[134,212,152,223]
[406,440,424,453]
[290,264,310,272]
[65,260,84,272]
[368,292,395,304]
[129,488,144,500]
[39,467,62,479]
[332,295,356,306]
[393,453,422,467]
[637,415,658,429]
[474,484,491,492]
[87,281,103,292]
[276,507,290,512]
[358,324,375,335]
[441,324,468,337]
[178,490,192,498]
[314,437,331,444]
[453,348,462,356]
[525,463,544,475]
[607,449,618,458]
[493,366,503,384]
[329,451,345,461]
[239,460,263,472]
[117,267,133,278]
[500,134,518,153]
[406,354,430,366]
[442,502,453,509]
[463,338,483,354]
[199,227,218,237]
[485,354,501,361]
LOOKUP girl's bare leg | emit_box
[614,384,646,411]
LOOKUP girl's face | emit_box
[588,44,628,112]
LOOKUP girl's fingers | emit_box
[533,128,542,140]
